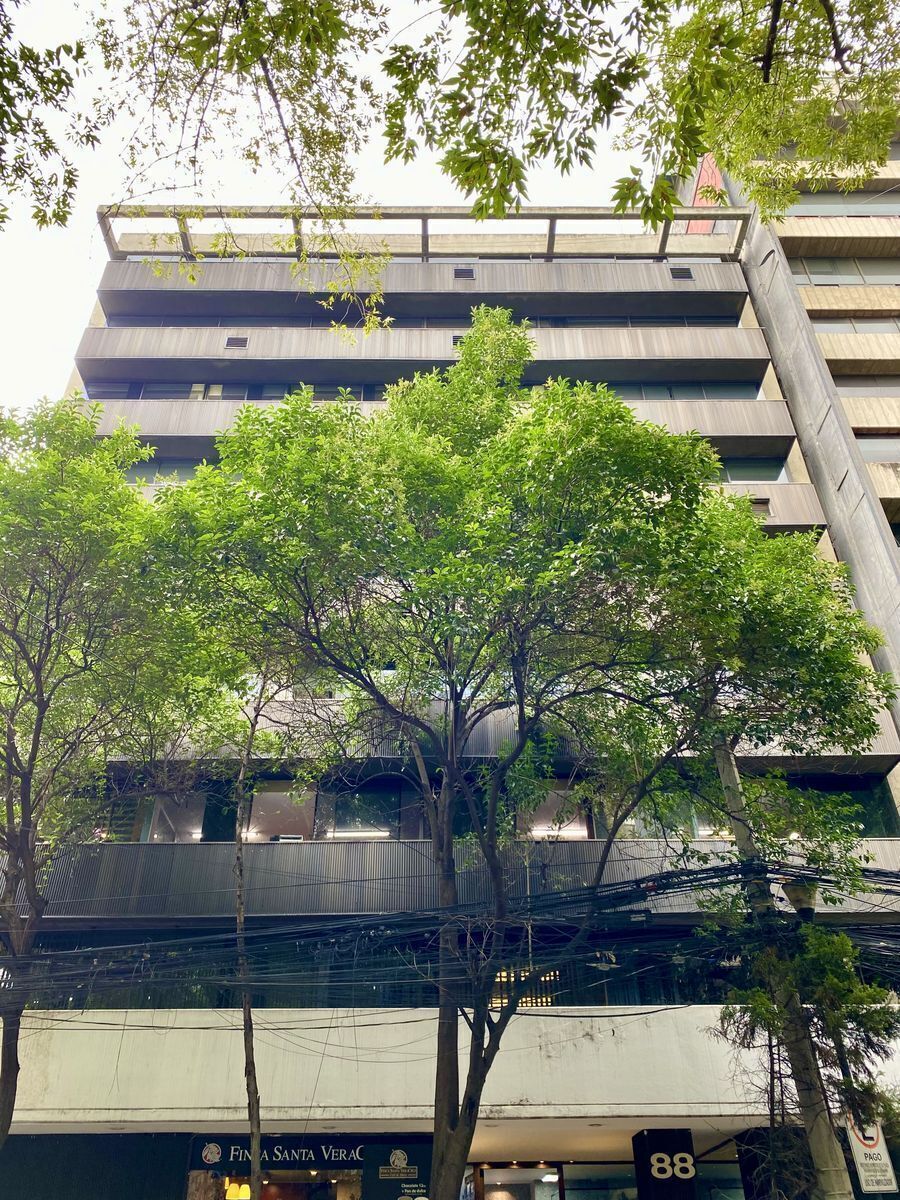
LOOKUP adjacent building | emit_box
[2,190,900,1200]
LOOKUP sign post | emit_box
[847,1121,898,1194]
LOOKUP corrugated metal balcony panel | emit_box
[27,837,900,923]
[775,216,900,257]
[96,259,749,320]
[816,331,900,374]
[722,482,826,532]
[76,324,771,385]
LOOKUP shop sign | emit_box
[632,1129,697,1200]
[847,1121,898,1194]
[363,1143,432,1200]
[191,1134,432,1194]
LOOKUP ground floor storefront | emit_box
[0,1128,753,1200]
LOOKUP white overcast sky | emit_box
[0,2,633,407]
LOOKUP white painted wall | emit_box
[19,1004,900,1159]
[13,1006,761,1129]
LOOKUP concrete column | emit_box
[734,203,900,732]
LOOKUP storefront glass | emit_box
[215,1166,360,1200]
[484,1166,563,1200]
[562,1162,637,1200]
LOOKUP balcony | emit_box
[95,258,750,322]
[799,286,900,318]
[840,396,900,432]
[721,481,825,532]
[775,216,900,257]
[815,331,900,374]
[866,461,900,521]
[76,323,771,385]
[94,396,796,460]
[24,836,900,925]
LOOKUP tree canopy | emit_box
[156,307,894,1200]
[1,0,897,232]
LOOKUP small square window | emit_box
[453,267,476,280]
[225,335,249,348]
[669,266,694,280]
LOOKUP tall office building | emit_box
[2,189,899,1200]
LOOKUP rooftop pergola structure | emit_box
[97,204,753,263]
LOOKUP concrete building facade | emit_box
[2,194,900,1200]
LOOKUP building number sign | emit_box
[650,1153,696,1180]
[633,1130,698,1200]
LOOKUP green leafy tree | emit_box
[160,308,892,1200]
[721,925,900,1131]
[0,399,230,1148]
[2,0,898,232]
[652,499,895,1200]
[0,0,106,229]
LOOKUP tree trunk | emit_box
[713,739,853,1200]
[0,1001,24,1150]
[236,823,262,1200]
[234,688,267,1200]
[431,1119,477,1200]
[431,844,462,1199]
[0,850,40,1151]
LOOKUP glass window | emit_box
[804,257,864,284]
[140,382,196,399]
[856,436,900,462]
[851,318,900,334]
[314,386,364,402]
[721,457,788,482]
[485,1167,562,1200]
[834,375,900,395]
[84,382,132,400]
[859,259,900,283]
[127,457,200,482]
[244,787,315,841]
[684,316,739,326]
[833,375,871,393]
[694,1163,745,1200]
[812,318,854,333]
[331,781,402,838]
[563,1163,637,1200]
[703,382,760,400]
[642,384,673,401]
[789,192,900,216]
[521,785,589,839]
[670,383,706,400]
[146,794,207,842]
[611,383,643,401]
